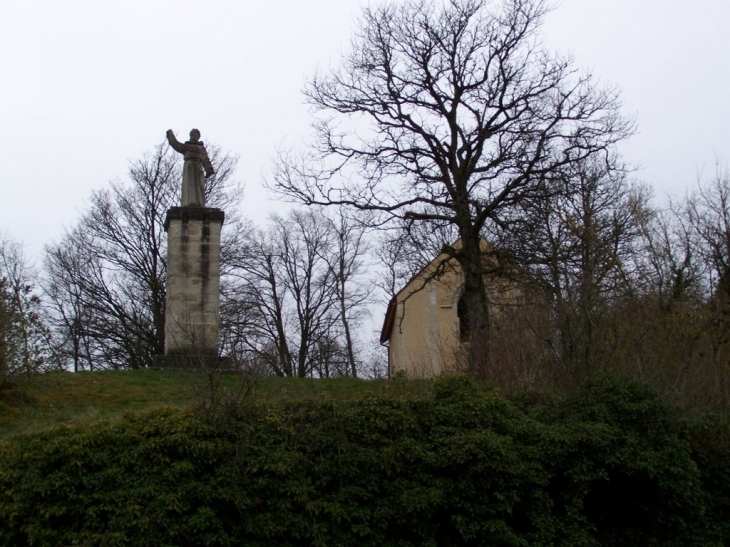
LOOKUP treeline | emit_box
[2,133,730,413]
[0,237,51,384]
[1,0,729,416]
[35,143,374,378]
[0,147,375,382]
[0,148,375,384]
[1,377,728,546]
[469,158,730,414]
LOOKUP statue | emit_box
[166,128,215,207]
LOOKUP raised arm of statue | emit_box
[166,129,186,154]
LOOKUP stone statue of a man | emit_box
[166,128,215,207]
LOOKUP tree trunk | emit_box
[456,235,490,374]
[338,263,358,378]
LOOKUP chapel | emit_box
[380,240,542,379]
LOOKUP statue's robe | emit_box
[167,136,214,207]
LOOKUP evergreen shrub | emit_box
[0,377,726,546]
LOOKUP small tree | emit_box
[320,209,372,377]
[226,209,370,377]
[0,235,55,384]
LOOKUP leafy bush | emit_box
[0,377,726,546]
[0,409,237,546]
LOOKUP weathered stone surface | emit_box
[380,239,540,379]
[164,206,224,358]
[164,207,225,230]
[166,129,215,207]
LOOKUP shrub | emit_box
[0,409,237,546]
[0,377,725,546]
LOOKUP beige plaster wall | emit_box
[386,252,530,379]
[388,256,464,378]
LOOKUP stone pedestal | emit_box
[164,207,224,362]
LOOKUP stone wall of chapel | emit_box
[387,252,533,379]
[388,256,463,378]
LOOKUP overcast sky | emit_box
[1,0,729,260]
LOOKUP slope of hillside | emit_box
[0,370,429,438]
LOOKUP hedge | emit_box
[0,377,726,546]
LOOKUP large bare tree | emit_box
[271,0,632,352]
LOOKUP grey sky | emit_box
[1,0,729,259]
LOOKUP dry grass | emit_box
[0,370,433,439]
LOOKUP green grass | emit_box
[0,370,432,439]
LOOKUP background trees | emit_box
[223,208,371,377]
[44,142,241,370]
[20,0,728,411]
[685,166,730,302]
[620,168,730,410]
[272,0,632,353]
[497,156,643,375]
[41,140,373,376]
[320,209,372,377]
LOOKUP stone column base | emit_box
[155,348,221,369]
[164,207,224,360]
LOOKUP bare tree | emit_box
[680,166,730,408]
[685,165,730,301]
[227,210,337,377]
[320,209,372,377]
[44,142,241,370]
[271,0,632,360]
[632,202,700,306]
[226,209,370,378]
[498,156,643,373]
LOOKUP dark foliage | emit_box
[0,377,726,546]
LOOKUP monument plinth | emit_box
[163,128,223,364]
[164,207,224,360]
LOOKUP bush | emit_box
[0,409,237,546]
[0,377,726,546]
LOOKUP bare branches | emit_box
[270,0,633,339]
[0,234,56,383]
[44,142,241,370]
[685,165,730,299]
[223,209,371,378]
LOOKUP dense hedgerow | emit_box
[0,377,727,546]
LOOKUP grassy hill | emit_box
[0,370,432,439]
